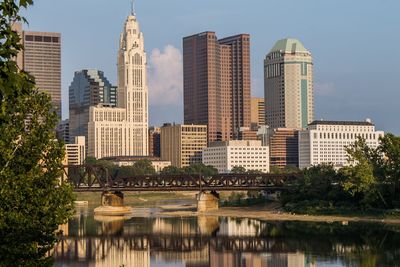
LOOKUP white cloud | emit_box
[148,45,183,107]
[314,82,336,96]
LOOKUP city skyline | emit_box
[22,0,400,134]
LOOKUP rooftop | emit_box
[269,38,309,53]
[309,120,374,126]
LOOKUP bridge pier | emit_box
[94,191,133,216]
[197,191,219,213]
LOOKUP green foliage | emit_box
[283,135,400,214]
[132,159,156,175]
[181,163,218,176]
[160,165,183,175]
[86,158,156,177]
[231,166,265,174]
[270,165,300,174]
[281,164,350,208]
[0,0,74,265]
[231,166,246,174]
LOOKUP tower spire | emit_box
[131,0,135,15]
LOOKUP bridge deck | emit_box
[63,165,297,192]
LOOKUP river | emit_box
[53,206,400,267]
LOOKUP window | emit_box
[25,35,33,41]
[34,35,43,42]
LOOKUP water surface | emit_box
[53,207,400,267]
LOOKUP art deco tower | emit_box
[88,7,148,158]
[117,9,149,156]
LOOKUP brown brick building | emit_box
[268,128,299,168]
[14,23,62,119]
[183,32,251,143]
[148,126,161,157]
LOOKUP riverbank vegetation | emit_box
[282,134,400,216]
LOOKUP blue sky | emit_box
[23,0,400,134]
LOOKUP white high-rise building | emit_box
[88,8,148,159]
[298,120,384,169]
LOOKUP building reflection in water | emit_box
[53,209,317,267]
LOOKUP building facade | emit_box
[56,119,70,144]
[299,120,384,169]
[65,136,86,165]
[202,140,269,173]
[183,32,251,142]
[160,124,207,168]
[14,23,62,118]
[250,97,265,128]
[257,127,299,168]
[88,9,149,158]
[69,69,117,144]
[264,38,313,129]
[148,126,161,157]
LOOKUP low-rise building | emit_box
[299,119,384,169]
[202,140,269,173]
[161,124,207,168]
[65,136,85,165]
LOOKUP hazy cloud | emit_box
[314,82,336,96]
[148,45,183,107]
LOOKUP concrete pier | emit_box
[94,191,133,216]
[197,191,219,212]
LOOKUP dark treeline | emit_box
[86,158,219,178]
[282,134,400,213]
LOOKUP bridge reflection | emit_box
[53,212,316,267]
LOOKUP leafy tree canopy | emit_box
[0,0,74,265]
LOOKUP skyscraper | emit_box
[69,69,117,145]
[183,32,251,143]
[88,8,148,158]
[264,38,313,129]
[14,23,61,118]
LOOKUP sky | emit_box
[22,0,400,134]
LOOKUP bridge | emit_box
[62,165,298,192]
[62,165,298,213]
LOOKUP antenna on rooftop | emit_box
[131,0,136,15]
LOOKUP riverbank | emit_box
[74,192,400,225]
[160,203,400,225]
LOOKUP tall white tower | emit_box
[117,9,149,156]
[87,7,149,158]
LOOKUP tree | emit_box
[230,166,246,174]
[341,137,388,208]
[132,159,156,175]
[270,165,300,174]
[160,165,183,175]
[182,163,218,176]
[375,134,400,206]
[0,1,74,265]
